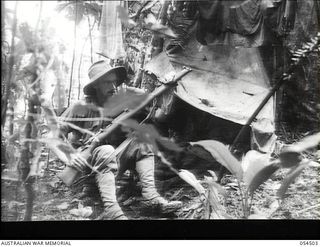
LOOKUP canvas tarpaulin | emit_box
[195,0,298,47]
[99,1,126,59]
[145,37,276,152]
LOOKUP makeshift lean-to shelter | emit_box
[145,37,276,153]
[144,0,319,154]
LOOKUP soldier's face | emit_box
[94,72,118,97]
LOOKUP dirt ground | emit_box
[2,147,319,221]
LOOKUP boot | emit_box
[95,171,127,220]
[135,157,182,213]
[79,185,95,200]
[148,196,183,213]
[78,178,99,200]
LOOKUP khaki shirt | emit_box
[60,100,126,149]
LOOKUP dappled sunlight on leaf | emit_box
[242,150,271,186]
[38,138,76,165]
[285,132,320,153]
[189,140,243,180]
[178,169,205,196]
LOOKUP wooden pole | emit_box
[231,34,319,149]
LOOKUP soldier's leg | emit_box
[121,140,182,211]
[91,145,127,220]
[79,175,98,200]
[135,155,161,200]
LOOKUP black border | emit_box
[1,220,320,240]
[1,0,320,242]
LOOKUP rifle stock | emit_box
[57,67,192,186]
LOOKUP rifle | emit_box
[212,33,320,182]
[231,33,319,149]
[58,67,192,186]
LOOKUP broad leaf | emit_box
[278,151,302,168]
[103,88,148,117]
[38,138,76,164]
[116,5,137,28]
[84,2,101,17]
[143,14,177,38]
[206,182,227,219]
[156,137,183,153]
[278,133,320,168]
[204,175,227,198]
[55,2,73,12]
[121,119,182,153]
[189,140,243,180]
[285,132,320,153]
[42,105,60,137]
[178,169,205,196]
[277,163,308,200]
[121,119,159,152]
[307,160,320,168]
[247,161,280,195]
[242,150,270,186]
[143,0,159,12]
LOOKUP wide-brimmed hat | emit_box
[83,60,127,95]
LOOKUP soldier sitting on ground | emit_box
[59,60,182,220]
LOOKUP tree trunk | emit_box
[151,1,170,57]
[132,50,146,88]
[1,2,18,130]
[20,1,43,221]
[77,17,96,99]
[67,2,78,106]
[8,102,14,135]
[77,35,88,100]
[88,15,93,63]
[20,96,38,221]
[1,1,5,38]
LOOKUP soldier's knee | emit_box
[93,145,115,157]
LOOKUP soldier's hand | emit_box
[68,153,89,171]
